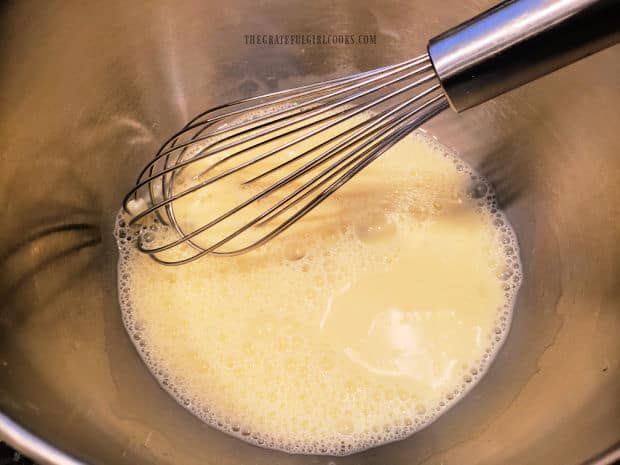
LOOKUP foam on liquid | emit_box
[115,128,521,456]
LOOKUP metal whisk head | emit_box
[123,53,448,264]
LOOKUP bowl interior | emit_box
[0,1,619,464]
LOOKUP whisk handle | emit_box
[427,0,620,112]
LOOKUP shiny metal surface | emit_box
[0,1,618,465]
[428,0,620,111]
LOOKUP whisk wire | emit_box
[125,60,435,208]
[127,56,430,194]
[125,53,449,263]
[126,68,437,227]
[143,97,449,263]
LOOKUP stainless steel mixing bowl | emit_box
[1,1,618,464]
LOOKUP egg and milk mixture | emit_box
[115,121,521,455]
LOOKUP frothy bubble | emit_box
[113,129,522,456]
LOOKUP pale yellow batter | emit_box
[116,126,521,455]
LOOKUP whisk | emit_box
[123,0,618,264]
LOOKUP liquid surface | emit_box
[116,129,521,455]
